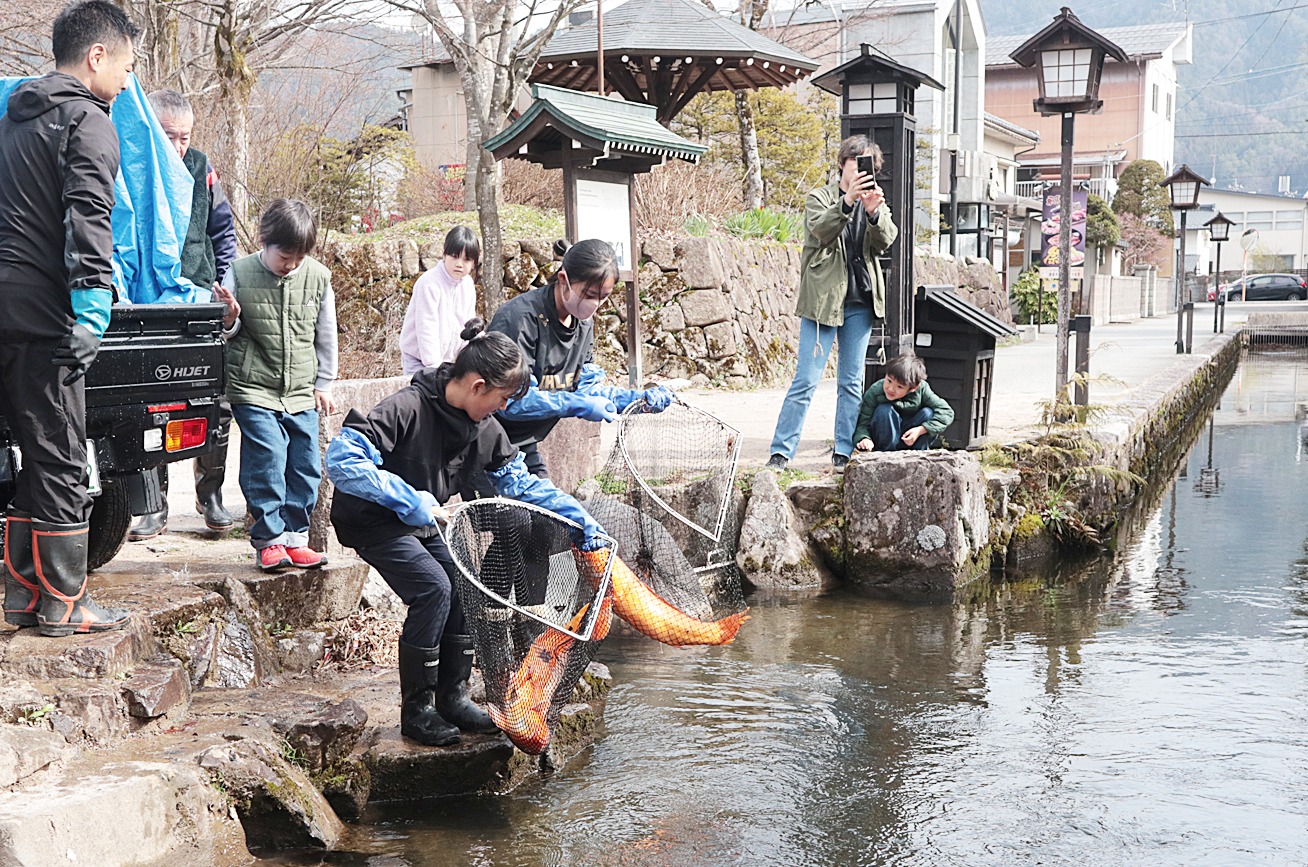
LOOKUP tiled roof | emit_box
[483,84,707,163]
[542,0,815,69]
[987,22,1189,67]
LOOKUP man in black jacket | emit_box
[0,0,139,637]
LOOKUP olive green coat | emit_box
[795,182,898,327]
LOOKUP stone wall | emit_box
[321,231,1014,386]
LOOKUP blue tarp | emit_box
[0,74,206,304]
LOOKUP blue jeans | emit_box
[232,404,321,550]
[869,404,936,451]
[769,304,875,460]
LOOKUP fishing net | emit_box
[444,498,614,755]
[578,398,749,642]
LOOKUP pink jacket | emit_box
[399,261,476,374]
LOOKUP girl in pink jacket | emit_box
[400,226,479,374]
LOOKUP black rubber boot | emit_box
[33,520,130,637]
[398,640,459,747]
[436,633,499,734]
[3,512,39,627]
[128,467,168,541]
[194,444,234,531]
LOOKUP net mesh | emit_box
[579,400,749,644]
[444,498,612,755]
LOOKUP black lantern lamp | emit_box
[1204,210,1236,333]
[1010,7,1126,406]
[1160,164,1210,352]
[1010,7,1126,117]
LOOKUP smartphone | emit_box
[856,154,876,180]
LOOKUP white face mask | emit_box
[560,277,606,321]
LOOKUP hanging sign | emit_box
[1038,185,1088,280]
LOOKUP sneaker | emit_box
[765,454,788,471]
[259,544,293,572]
[832,454,850,473]
[286,546,327,569]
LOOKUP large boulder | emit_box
[736,471,831,589]
[843,451,990,598]
[197,739,344,851]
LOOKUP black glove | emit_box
[51,324,101,385]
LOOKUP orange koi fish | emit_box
[488,594,613,754]
[575,546,748,647]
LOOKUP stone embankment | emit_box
[735,330,1242,597]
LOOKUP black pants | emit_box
[355,531,466,648]
[466,441,551,607]
[0,340,90,524]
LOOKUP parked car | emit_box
[1213,273,1308,302]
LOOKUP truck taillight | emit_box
[165,418,207,451]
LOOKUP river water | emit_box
[305,353,1308,866]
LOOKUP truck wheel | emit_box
[88,478,132,572]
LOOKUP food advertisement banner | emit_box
[1038,186,1088,280]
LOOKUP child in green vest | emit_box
[853,353,955,456]
[212,199,338,571]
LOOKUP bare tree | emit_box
[383,0,584,315]
[732,0,768,209]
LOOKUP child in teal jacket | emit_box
[853,353,954,451]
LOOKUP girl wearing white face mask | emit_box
[472,239,674,489]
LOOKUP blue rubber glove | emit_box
[489,453,606,548]
[574,394,618,422]
[326,428,441,528]
[641,385,674,412]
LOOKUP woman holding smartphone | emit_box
[765,135,898,473]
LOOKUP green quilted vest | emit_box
[226,253,330,413]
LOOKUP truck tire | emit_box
[88,477,132,572]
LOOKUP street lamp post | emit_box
[1160,164,1209,353]
[1205,211,1235,333]
[1009,8,1127,406]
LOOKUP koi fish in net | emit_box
[574,546,748,647]
[487,593,613,754]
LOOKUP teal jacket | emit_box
[795,181,898,327]
[853,379,955,443]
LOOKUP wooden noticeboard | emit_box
[563,163,642,385]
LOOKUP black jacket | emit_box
[488,282,593,449]
[330,365,518,548]
[0,73,119,340]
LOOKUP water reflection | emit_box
[272,354,1308,866]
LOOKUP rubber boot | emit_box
[194,444,234,531]
[398,640,459,747]
[128,467,168,541]
[3,512,39,627]
[33,520,130,637]
[436,633,499,734]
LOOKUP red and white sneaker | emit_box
[259,544,293,572]
[287,546,327,569]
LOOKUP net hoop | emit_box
[444,497,615,642]
[615,398,742,545]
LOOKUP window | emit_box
[1152,84,1159,113]
[1276,210,1304,230]
[1166,93,1172,119]
[1040,48,1092,99]
[1245,211,1274,231]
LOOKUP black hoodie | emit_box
[330,364,518,549]
[0,72,119,340]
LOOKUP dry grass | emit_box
[322,608,402,670]
[634,161,742,237]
